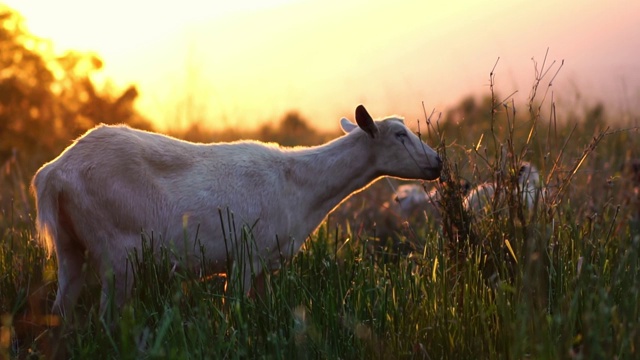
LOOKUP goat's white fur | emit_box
[394,179,471,222]
[395,184,440,220]
[464,162,541,214]
[31,105,442,315]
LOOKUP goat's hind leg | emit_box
[98,247,134,318]
[52,229,87,318]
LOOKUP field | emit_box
[2,80,640,359]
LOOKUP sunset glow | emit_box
[8,0,640,131]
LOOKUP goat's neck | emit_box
[288,134,377,223]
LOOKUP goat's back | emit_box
[31,124,287,263]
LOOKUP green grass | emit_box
[2,192,640,358]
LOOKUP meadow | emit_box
[2,73,640,359]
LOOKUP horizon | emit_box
[7,0,640,132]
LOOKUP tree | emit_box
[0,6,150,170]
[0,6,151,220]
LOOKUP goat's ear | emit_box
[355,105,379,139]
[340,117,358,134]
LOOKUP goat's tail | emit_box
[31,166,60,257]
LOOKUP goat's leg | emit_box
[52,231,87,318]
[248,270,267,299]
[242,261,268,298]
[98,253,133,318]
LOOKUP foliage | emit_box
[0,6,152,224]
[171,110,334,146]
[2,188,640,358]
[0,6,150,170]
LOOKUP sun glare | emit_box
[6,0,640,131]
[11,0,302,52]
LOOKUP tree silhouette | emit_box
[0,6,150,170]
[258,111,328,146]
[0,6,151,220]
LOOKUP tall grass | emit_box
[2,56,640,358]
[3,202,639,358]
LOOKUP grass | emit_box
[2,57,640,359]
[3,201,639,359]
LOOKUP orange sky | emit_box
[8,0,640,131]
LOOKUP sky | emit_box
[7,0,640,131]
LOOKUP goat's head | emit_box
[340,105,442,181]
[395,184,428,207]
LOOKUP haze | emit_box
[9,0,640,131]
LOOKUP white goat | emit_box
[394,179,470,222]
[394,184,440,221]
[464,162,541,215]
[31,105,442,315]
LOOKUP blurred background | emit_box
[5,0,640,132]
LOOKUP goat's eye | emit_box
[395,131,408,138]
[519,165,526,175]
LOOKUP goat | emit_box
[395,184,440,222]
[31,104,442,316]
[393,184,438,219]
[394,179,471,222]
[463,162,540,215]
